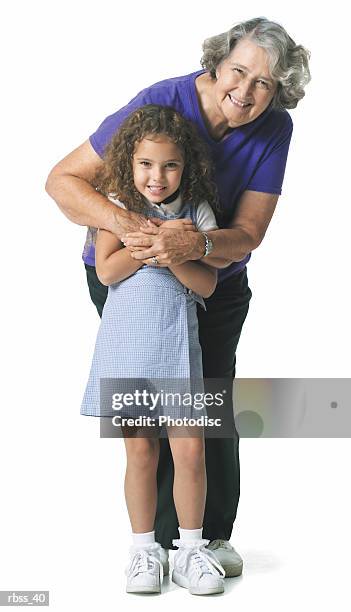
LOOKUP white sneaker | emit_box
[206,540,243,577]
[172,538,225,595]
[125,542,164,594]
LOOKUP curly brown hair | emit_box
[93,104,220,215]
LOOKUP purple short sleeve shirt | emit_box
[83,70,293,283]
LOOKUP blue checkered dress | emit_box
[80,200,206,420]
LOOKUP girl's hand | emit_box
[160,219,197,231]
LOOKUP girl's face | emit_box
[132,135,184,203]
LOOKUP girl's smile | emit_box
[133,136,184,203]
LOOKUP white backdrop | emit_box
[1,1,350,610]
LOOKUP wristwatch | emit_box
[202,232,214,257]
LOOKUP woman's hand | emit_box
[116,209,163,239]
[123,223,205,266]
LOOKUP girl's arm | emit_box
[95,228,144,286]
[168,261,217,298]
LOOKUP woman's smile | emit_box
[227,93,252,109]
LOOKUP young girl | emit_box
[80,105,226,595]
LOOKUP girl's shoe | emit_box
[171,538,225,595]
[125,542,164,594]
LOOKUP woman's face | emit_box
[213,37,277,129]
[132,136,184,203]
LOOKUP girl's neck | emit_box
[146,188,181,207]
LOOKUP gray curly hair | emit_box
[201,17,311,109]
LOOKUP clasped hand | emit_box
[122,218,199,266]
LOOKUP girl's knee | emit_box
[125,437,159,469]
[171,438,205,470]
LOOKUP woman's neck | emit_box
[195,73,233,141]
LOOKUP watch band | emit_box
[202,232,213,257]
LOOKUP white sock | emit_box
[132,530,155,547]
[178,527,203,542]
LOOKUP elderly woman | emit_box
[46,16,310,582]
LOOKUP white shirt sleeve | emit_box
[195,201,219,231]
[107,194,126,209]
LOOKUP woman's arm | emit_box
[123,190,279,265]
[168,261,217,298]
[201,191,279,264]
[95,228,144,286]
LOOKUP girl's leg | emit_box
[123,429,160,532]
[122,429,167,594]
[167,427,225,595]
[167,427,206,529]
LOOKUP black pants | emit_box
[84,263,252,548]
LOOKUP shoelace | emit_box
[172,538,225,578]
[207,539,234,552]
[126,543,163,579]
